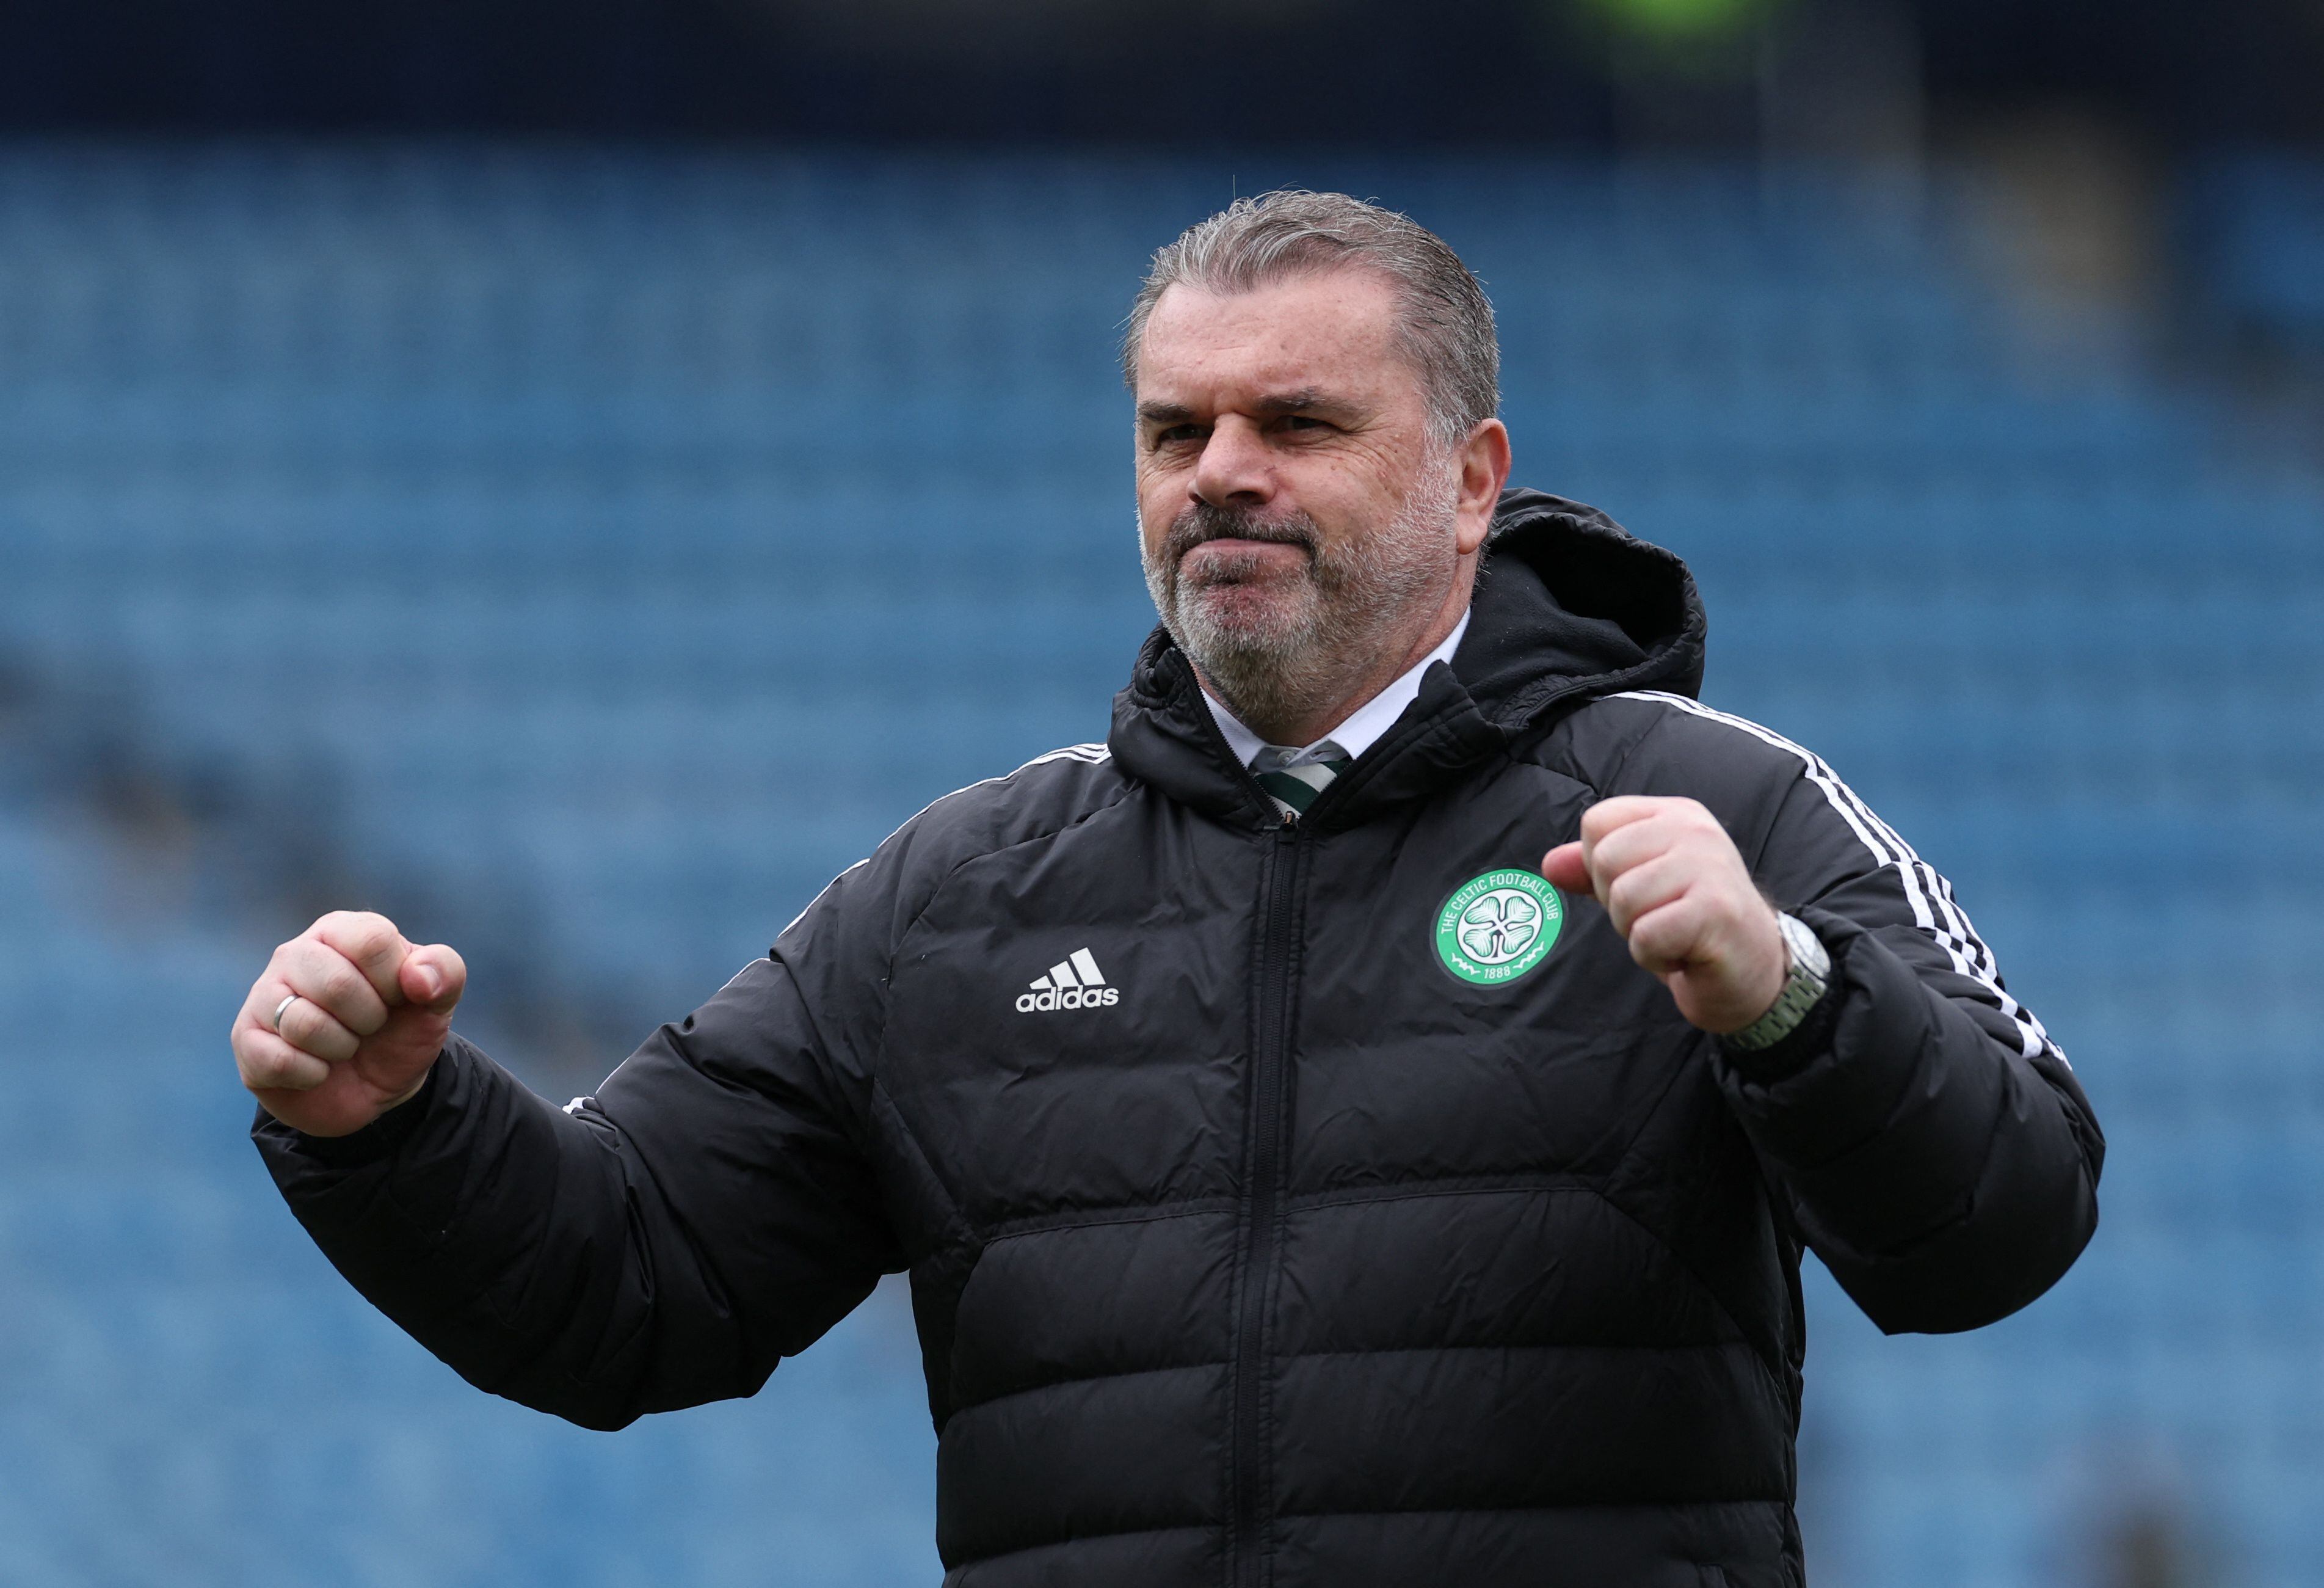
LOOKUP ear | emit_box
[1452,418,1512,557]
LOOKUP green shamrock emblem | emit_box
[1458,888,1541,964]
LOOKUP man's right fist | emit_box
[231,911,467,1138]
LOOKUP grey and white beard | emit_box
[1141,460,1461,742]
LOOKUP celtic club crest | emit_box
[1434,869,1564,986]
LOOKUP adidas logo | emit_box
[1015,947,1121,1013]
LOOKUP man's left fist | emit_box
[1542,796,1788,1036]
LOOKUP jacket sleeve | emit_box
[1613,698,2105,1335]
[252,867,905,1431]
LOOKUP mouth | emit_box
[1178,536,1311,583]
[1186,532,1310,555]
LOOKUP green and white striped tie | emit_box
[1251,746,1351,820]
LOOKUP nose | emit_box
[1189,416,1272,508]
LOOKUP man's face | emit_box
[1133,268,1467,732]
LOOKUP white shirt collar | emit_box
[1202,608,1472,770]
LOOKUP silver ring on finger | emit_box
[272,993,302,1035]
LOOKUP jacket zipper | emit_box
[1230,818,1302,1587]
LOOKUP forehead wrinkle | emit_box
[1147,275,1399,363]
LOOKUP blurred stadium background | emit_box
[3,2,2323,1584]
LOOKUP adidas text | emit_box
[1017,947,1120,1013]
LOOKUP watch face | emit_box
[1726,916,1832,1050]
[1779,913,1830,982]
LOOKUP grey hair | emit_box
[1122,189,1500,448]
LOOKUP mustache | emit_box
[1161,501,1320,564]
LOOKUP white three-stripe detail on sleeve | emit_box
[1610,691,2062,1066]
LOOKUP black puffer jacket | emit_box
[258,490,2104,1588]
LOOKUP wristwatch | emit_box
[1725,912,1831,1051]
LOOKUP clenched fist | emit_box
[1542,796,1788,1036]
[231,911,466,1138]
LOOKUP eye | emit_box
[1150,424,1206,447]
[1274,415,1330,434]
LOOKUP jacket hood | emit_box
[1109,487,1708,828]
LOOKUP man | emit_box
[238,192,2103,1586]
